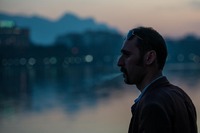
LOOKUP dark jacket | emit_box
[128,77,197,133]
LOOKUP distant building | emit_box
[0,20,30,47]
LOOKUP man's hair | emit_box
[133,27,167,70]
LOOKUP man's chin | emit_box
[124,78,134,85]
[122,73,134,84]
[123,77,136,85]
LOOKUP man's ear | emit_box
[144,50,157,65]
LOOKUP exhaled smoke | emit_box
[84,73,122,88]
[98,73,122,83]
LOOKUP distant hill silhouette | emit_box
[0,12,118,45]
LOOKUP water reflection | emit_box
[0,66,123,116]
[0,66,200,133]
[165,69,200,87]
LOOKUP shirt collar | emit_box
[134,75,164,103]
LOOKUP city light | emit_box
[85,55,93,63]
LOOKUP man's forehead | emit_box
[122,39,138,49]
[121,38,140,53]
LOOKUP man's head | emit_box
[117,27,167,85]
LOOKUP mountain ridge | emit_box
[0,12,118,45]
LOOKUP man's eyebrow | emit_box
[121,49,132,54]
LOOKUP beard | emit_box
[120,67,130,84]
[120,59,145,85]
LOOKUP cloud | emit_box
[190,1,200,9]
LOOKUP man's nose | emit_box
[117,56,124,67]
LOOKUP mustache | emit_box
[120,67,127,73]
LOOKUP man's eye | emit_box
[123,53,130,57]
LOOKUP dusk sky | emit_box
[0,0,200,38]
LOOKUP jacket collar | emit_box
[131,76,170,113]
[145,76,170,93]
[134,76,164,103]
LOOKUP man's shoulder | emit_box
[140,82,193,110]
[141,83,186,105]
[143,76,184,99]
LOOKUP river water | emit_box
[0,65,199,133]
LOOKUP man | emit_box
[117,27,197,133]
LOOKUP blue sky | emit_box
[0,0,200,37]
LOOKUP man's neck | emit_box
[136,70,163,92]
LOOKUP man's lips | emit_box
[120,67,126,73]
[120,68,127,77]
